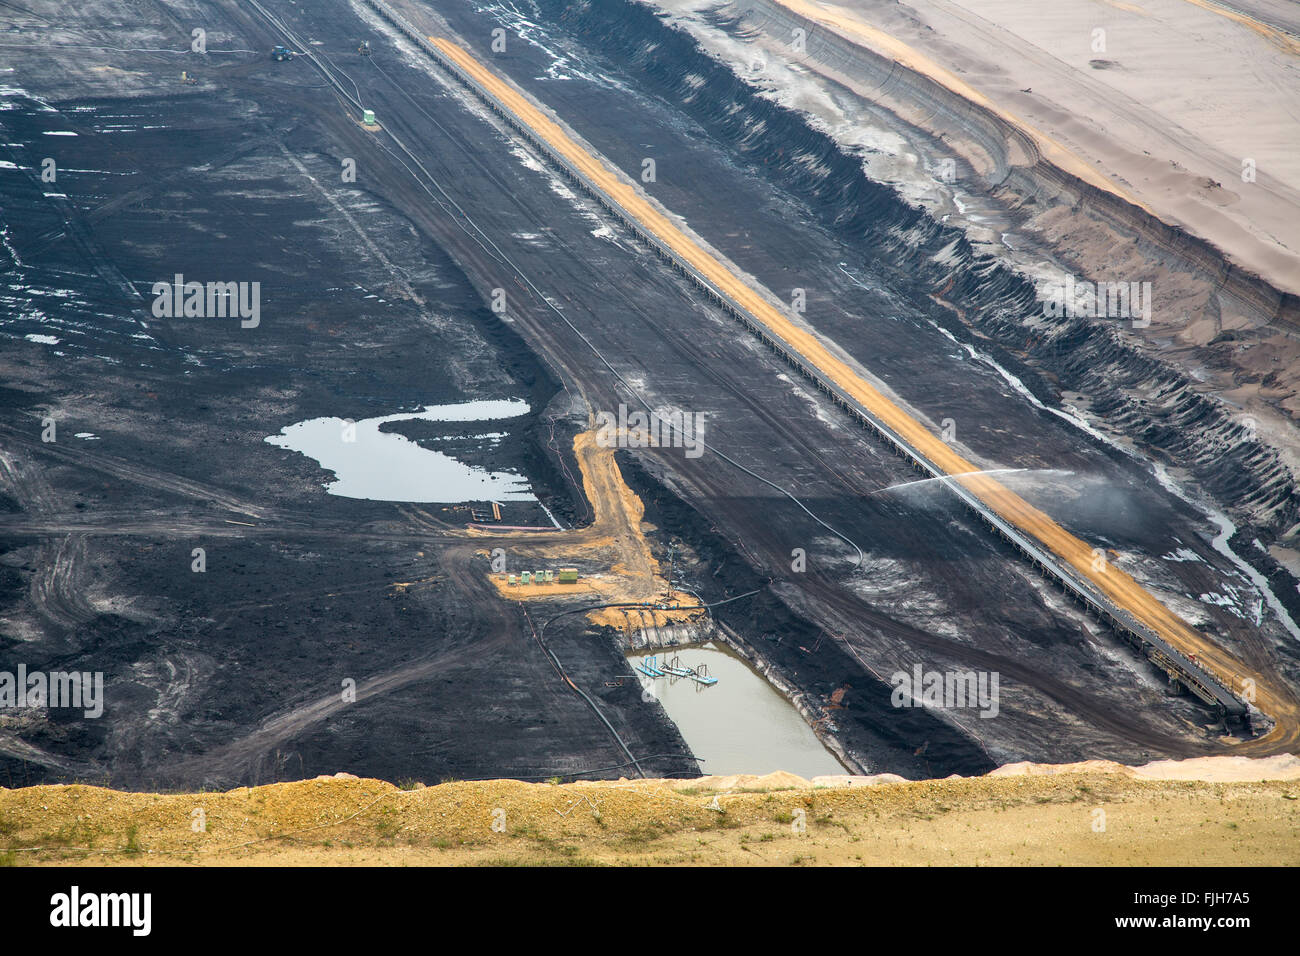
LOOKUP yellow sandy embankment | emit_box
[477,429,703,630]
[3,756,1296,866]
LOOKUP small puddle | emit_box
[629,642,848,778]
[265,399,535,502]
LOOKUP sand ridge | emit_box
[2,754,1296,866]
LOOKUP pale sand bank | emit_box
[771,0,1300,297]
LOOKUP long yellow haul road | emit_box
[429,36,1299,752]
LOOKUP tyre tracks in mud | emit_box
[162,581,513,788]
[0,425,270,521]
[0,440,95,633]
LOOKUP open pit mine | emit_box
[0,0,1298,876]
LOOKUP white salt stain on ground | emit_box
[265,399,534,503]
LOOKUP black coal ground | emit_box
[0,0,1294,789]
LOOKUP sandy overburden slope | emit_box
[767,0,1300,298]
[2,755,1297,865]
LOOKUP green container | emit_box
[363,109,376,125]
